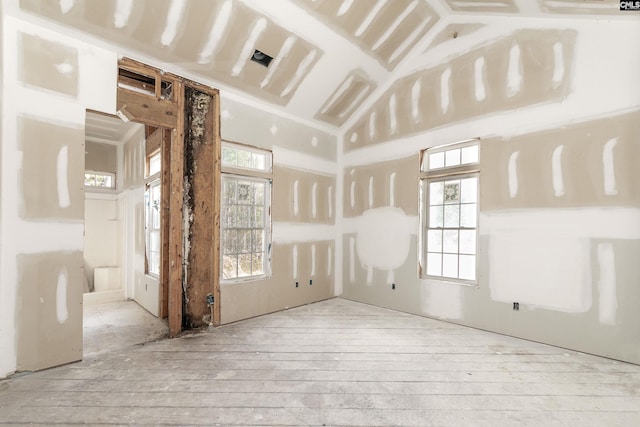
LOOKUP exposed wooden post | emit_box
[159,128,172,319]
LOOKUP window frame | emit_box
[418,139,480,285]
[144,149,162,278]
[220,141,273,284]
[84,170,116,191]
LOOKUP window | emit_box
[419,139,479,284]
[145,151,161,277]
[84,171,115,190]
[221,142,272,283]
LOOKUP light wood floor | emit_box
[1,298,639,426]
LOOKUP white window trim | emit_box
[418,139,480,286]
[145,175,161,278]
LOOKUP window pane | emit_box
[460,177,478,203]
[459,255,476,280]
[222,147,237,166]
[444,205,460,228]
[223,180,236,204]
[442,254,459,278]
[427,230,442,252]
[251,253,264,275]
[237,182,253,204]
[443,230,459,253]
[236,206,251,227]
[429,206,444,228]
[461,145,479,164]
[104,175,113,188]
[445,149,461,167]
[252,153,266,170]
[237,150,252,168]
[223,230,237,254]
[149,153,161,176]
[444,180,460,204]
[150,230,160,253]
[150,251,160,275]
[238,253,252,277]
[223,205,237,227]
[222,255,238,279]
[252,230,264,253]
[429,182,444,205]
[253,182,265,205]
[427,253,442,276]
[253,206,264,227]
[460,204,477,228]
[429,152,444,170]
[459,230,476,255]
[237,230,251,253]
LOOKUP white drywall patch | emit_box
[356,207,417,271]
[350,132,358,144]
[411,79,421,122]
[292,244,298,279]
[440,67,451,114]
[389,94,398,135]
[368,176,374,208]
[368,111,376,140]
[421,279,463,320]
[355,0,387,37]
[389,172,396,207]
[281,49,317,97]
[350,181,355,209]
[552,42,565,87]
[597,243,617,326]
[389,19,428,63]
[55,62,74,75]
[114,0,133,29]
[270,124,278,135]
[508,151,520,198]
[272,223,335,243]
[311,244,316,276]
[349,237,356,283]
[311,136,318,147]
[56,267,69,324]
[552,145,565,197]
[56,146,70,208]
[161,0,187,46]
[602,137,618,196]
[507,44,522,98]
[372,0,417,51]
[366,264,373,285]
[261,35,296,88]
[337,0,354,16]
[474,56,486,102]
[311,182,318,219]
[199,0,233,63]
[327,246,332,276]
[489,231,592,312]
[59,0,75,14]
[232,18,267,76]
[328,185,333,219]
[293,180,299,216]
[386,269,394,285]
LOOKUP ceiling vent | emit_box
[251,49,273,68]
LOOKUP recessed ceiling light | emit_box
[251,49,273,68]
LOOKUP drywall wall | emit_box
[220,96,338,324]
[85,140,117,175]
[0,14,117,377]
[83,194,120,293]
[340,19,640,364]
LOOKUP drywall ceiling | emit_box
[85,111,142,145]
[18,0,625,132]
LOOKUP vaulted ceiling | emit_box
[19,0,623,132]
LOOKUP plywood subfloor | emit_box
[1,298,639,426]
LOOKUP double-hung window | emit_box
[145,151,161,277]
[419,139,479,284]
[221,142,272,283]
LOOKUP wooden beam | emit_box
[211,92,222,327]
[116,89,178,129]
[159,128,172,319]
[168,79,185,337]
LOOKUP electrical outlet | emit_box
[295,282,299,288]
[309,279,312,285]
[392,283,396,290]
[513,302,519,311]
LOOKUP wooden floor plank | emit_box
[1,298,639,426]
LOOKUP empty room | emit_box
[0,0,639,425]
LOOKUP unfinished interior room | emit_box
[0,0,639,425]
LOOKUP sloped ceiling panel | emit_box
[315,69,376,127]
[293,0,440,70]
[20,0,321,106]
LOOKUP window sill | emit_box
[421,277,479,288]
[221,275,271,286]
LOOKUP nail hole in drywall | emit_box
[251,49,273,67]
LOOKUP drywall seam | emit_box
[272,223,337,244]
[334,133,344,296]
[508,151,519,198]
[602,137,618,196]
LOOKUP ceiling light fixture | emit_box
[251,49,273,68]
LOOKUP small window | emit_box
[148,152,161,176]
[419,139,479,284]
[221,142,272,283]
[84,171,115,190]
[145,179,161,276]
